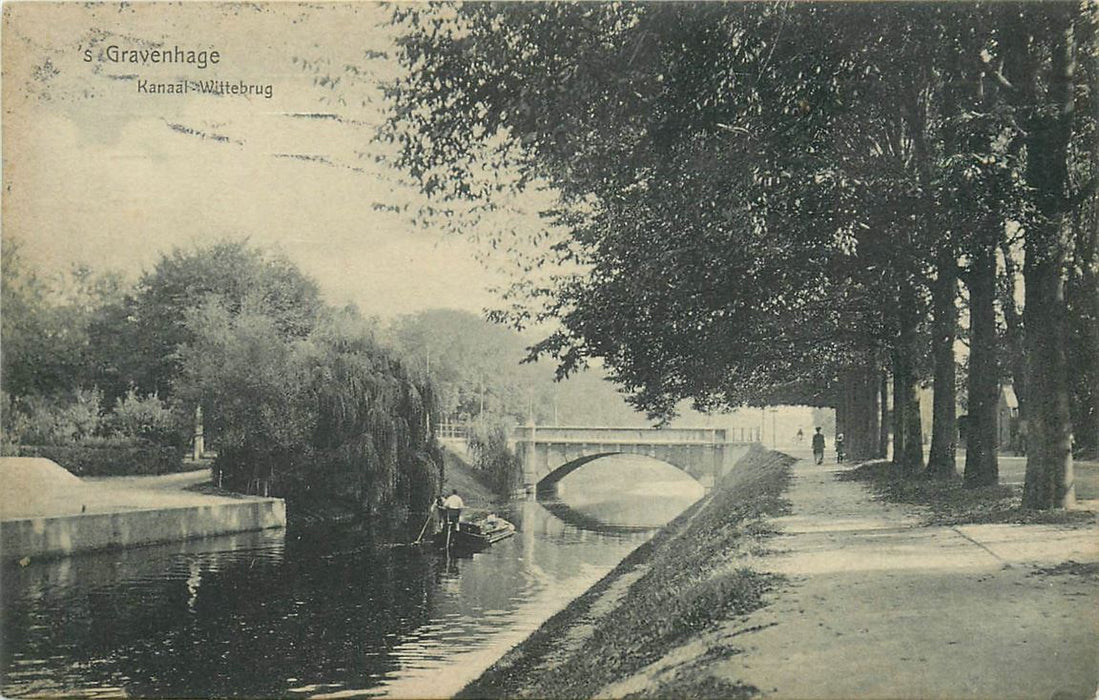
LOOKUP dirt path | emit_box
[1,459,254,520]
[600,457,1099,699]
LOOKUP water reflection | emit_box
[545,453,706,529]
[2,456,700,699]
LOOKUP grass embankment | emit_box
[459,446,794,699]
[439,446,500,513]
[840,460,1095,526]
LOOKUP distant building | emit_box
[921,382,1021,453]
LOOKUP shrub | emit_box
[179,303,443,525]
[5,389,104,445]
[2,439,185,476]
[107,389,183,446]
[467,420,521,496]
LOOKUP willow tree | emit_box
[174,286,442,523]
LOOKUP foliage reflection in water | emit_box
[1,456,703,698]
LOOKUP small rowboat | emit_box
[435,514,516,551]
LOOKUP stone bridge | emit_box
[512,426,752,493]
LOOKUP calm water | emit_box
[1,456,703,698]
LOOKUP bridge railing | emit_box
[730,427,763,443]
[512,425,763,444]
[514,426,737,444]
[436,421,471,440]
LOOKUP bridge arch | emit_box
[535,451,701,497]
[513,426,750,492]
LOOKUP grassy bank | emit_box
[840,460,1095,526]
[439,446,500,512]
[458,446,794,699]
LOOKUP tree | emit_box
[382,2,1096,499]
[385,4,936,452]
[1065,3,1099,460]
[940,6,1028,487]
[91,239,323,403]
[1009,4,1085,509]
[175,299,442,521]
[384,308,650,428]
[384,309,533,422]
[2,238,124,400]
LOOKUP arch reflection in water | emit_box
[539,453,706,530]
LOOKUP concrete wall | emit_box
[2,499,286,561]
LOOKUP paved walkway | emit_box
[711,457,1099,699]
[602,455,1099,699]
[1,459,247,521]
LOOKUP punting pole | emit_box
[412,513,433,545]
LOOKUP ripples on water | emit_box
[1,456,702,698]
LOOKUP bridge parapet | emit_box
[513,425,726,445]
[513,425,749,491]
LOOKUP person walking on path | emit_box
[835,432,846,463]
[811,427,826,465]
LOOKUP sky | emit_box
[1,2,831,432]
[3,2,534,318]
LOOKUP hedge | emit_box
[1,441,187,477]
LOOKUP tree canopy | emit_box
[90,239,324,403]
[384,1,1098,507]
[2,238,444,524]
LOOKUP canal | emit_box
[1,455,704,698]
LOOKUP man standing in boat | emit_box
[442,489,464,531]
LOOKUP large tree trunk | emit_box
[927,248,958,478]
[893,280,925,472]
[879,369,890,459]
[840,361,880,462]
[1024,256,1076,509]
[892,350,907,468]
[964,242,1000,487]
[1066,13,1099,460]
[1066,214,1099,459]
[1019,10,1077,509]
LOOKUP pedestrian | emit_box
[442,489,464,531]
[835,433,846,463]
[812,427,826,465]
